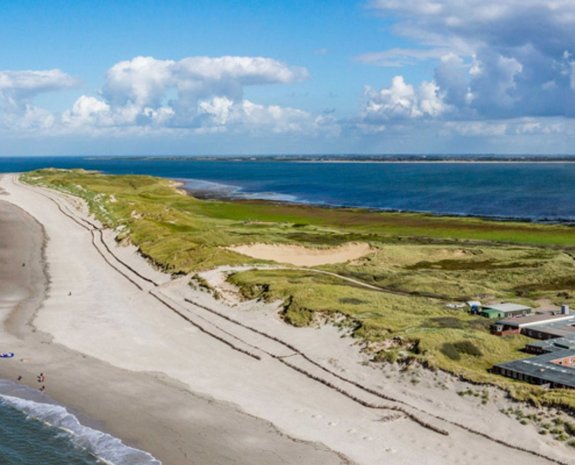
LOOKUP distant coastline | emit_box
[4,156,575,222]
[85,154,575,163]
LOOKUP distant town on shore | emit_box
[99,154,575,163]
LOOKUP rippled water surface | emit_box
[1,157,574,220]
[0,382,161,465]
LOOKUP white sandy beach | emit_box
[0,172,573,465]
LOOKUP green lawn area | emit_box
[22,168,575,409]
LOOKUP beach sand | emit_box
[0,182,350,465]
[0,173,573,465]
[228,242,372,266]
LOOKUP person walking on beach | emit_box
[37,372,45,383]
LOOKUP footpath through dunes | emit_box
[2,173,574,465]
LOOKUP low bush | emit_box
[441,343,461,360]
[453,340,483,357]
[441,340,482,360]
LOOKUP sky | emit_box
[1,0,575,156]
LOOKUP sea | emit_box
[1,156,575,221]
[0,381,160,465]
[0,155,574,463]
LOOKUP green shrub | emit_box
[441,340,482,360]
[453,340,483,357]
[441,343,461,360]
[564,421,575,436]
[282,298,315,327]
[339,297,367,305]
[428,317,465,329]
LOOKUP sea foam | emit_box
[0,390,161,465]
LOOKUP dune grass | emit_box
[22,168,575,410]
[228,268,575,409]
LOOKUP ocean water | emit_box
[0,381,161,465]
[0,400,100,465]
[2,156,575,221]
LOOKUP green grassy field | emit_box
[22,168,575,409]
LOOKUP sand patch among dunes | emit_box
[228,242,372,266]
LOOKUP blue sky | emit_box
[1,0,575,155]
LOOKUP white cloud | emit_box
[100,55,307,109]
[62,96,111,126]
[61,55,313,135]
[103,57,174,108]
[367,0,575,120]
[0,69,75,98]
[369,0,575,27]
[419,80,446,116]
[0,57,316,138]
[356,47,451,67]
[196,97,313,134]
[176,56,307,85]
[442,117,571,137]
[197,96,234,125]
[0,69,76,131]
[442,120,508,136]
[0,104,56,131]
[362,76,447,124]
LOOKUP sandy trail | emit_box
[0,173,573,465]
[228,242,372,266]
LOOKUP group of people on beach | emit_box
[16,372,46,392]
[37,372,45,390]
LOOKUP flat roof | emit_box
[527,336,575,352]
[484,303,531,313]
[528,318,575,337]
[496,314,575,328]
[495,349,575,388]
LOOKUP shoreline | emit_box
[183,185,575,226]
[9,158,575,224]
[1,172,574,465]
[0,177,352,465]
[290,159,575,164]
[0,379,161,465]
[78,155,575,163]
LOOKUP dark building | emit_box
[492,312,575,389]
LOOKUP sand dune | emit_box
[0,173,572,465]
[229,242,372,266]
